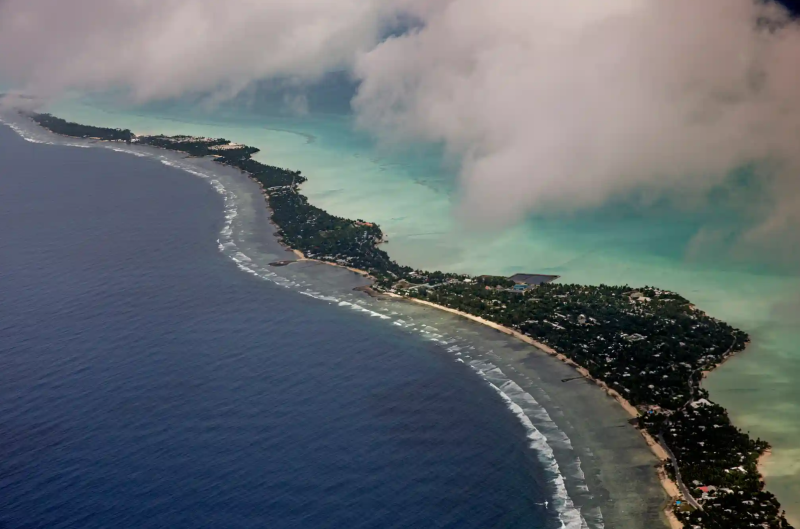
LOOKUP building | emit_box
[209,142,247,151]
[621,332,647,342]
[690,398,713,409]
[508,273,560,286]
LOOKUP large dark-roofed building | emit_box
[508,273,560,286]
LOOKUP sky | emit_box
[1,0,800,255]
[778,0,800,13]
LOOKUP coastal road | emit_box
[655,330,739,513]
[658,432,702,511]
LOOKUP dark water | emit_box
[0,125,555,528]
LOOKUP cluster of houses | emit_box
[390,271,560,294]
[208,142,247,151]
[133,135,216,144]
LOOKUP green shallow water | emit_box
[48,97,800,523]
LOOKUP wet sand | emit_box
[396,295,681,528]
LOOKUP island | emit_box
[26,112,793,529]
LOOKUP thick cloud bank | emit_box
[354,0,800,237]
[2,0,800,244]
[0,0,390,100]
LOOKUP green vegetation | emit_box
[28,112,792,529]
[30,113,133,142]
[641,401,790,528]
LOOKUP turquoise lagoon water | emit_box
[45,97,800,522]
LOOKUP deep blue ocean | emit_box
[0,125,555,528]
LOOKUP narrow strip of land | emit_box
[22,111,793,529]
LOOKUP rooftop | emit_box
[508,273,560,285]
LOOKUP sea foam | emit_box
[472,360,593,529]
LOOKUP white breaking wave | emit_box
[337,300,392,319]
[471,359,591,529]
[108,146,149,157]
[0,115,51,144]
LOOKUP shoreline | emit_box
[288,248,372,277]
[759,448,772,480]
[14,111,791,529]
[391,294,684,529]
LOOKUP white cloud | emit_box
[353,0,800,239]
[0,0,391,100]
